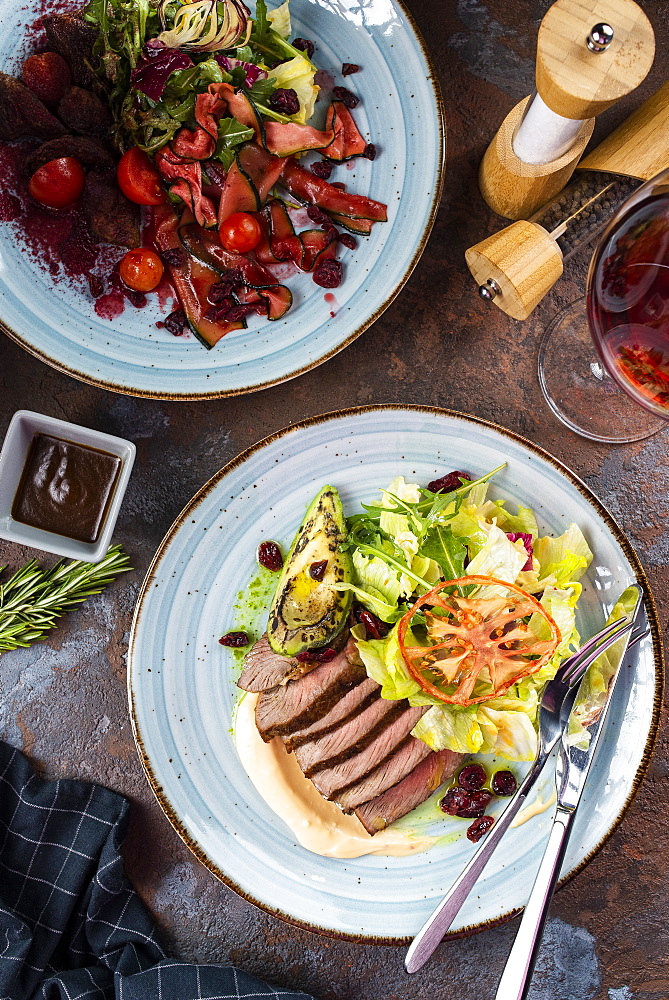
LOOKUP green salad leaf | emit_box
[567,586,640,748]
[84,0,157,115]
[465,521,529,584]
[267,0,291,38]
[214,117,256,166]
[421,524,467,581]
[251,0,316,67]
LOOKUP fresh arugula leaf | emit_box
[166,59,226,96]
[214,117,255,165]
[421,524,467,581]
[84,0,158,122]
[254,0,270,40]
[249,1,315,68]
[246,76,277,102]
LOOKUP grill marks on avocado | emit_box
[267,486,352,656]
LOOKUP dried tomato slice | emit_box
[398,575,561,706]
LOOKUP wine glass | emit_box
[538,167,669,444]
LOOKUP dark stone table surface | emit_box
[1,2,668,998]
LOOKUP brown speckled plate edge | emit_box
[127,403,664,945]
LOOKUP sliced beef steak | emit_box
[25,136,116,175]
[283,676,380,751]
[237,634,320,693]
[310,705,428,800]
[336,737,433,812]
[83,170,140,248]
[42,13,98,88]
[0,72,66,141]
[58,86,112,136]
[295,694,404,776]
[255,638,365,741]
[355,749,464,833]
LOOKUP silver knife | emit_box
[493,585,644,1000]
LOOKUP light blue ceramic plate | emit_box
[129,407,662,941]
[0,1,443,399]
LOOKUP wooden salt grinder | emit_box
[479,0,654,220]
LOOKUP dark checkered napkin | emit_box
[0,742,314,1000]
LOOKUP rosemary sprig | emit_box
[0,545,131,653]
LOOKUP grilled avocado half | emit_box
[267,485,352,656]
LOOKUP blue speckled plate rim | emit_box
[0,2,446,401]
[127,403,664,945]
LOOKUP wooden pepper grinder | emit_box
[466,82,669,321]
[479,0,654,221]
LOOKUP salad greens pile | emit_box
[83,0,319,154]
[339,469,596,763]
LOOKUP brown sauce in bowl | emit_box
[12,434,121,543]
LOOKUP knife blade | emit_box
[493,584,644,1000]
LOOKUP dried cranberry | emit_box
[309,559,328,580]
[458,764,487,791]
[164,308,187,336]
[160,248,184,267]
[87,274,105,298]
[342,62,360,76]
[311,160,333,179]
[227,302,264,322]
[296,647,337,663]
[333,86,359,109]
[293,38,314,59]
[124,287,147,308]
[207,282,235,304]
[457,789,493,818]
[257,540,283,571]
[427,471,471,494]
[321,221,339,242]
[338,233,357,250]
[219,631,250,647]
[307,205,328,225]
[207,300,263,323]
[492,770,517,796]
[354,605,389,640]
[269,87,300,115]
[363,142,377,160]
[313,258,343,288]
[467,815,494,843]
[440,787,472,816]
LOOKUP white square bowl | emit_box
[0,410,135,563]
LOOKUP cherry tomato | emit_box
[219,212,262,253]
[398,576,561,706]
[117,147,166,206]
[119,249,164,292]
[28,157,85,209]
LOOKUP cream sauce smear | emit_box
[234,693,438,859]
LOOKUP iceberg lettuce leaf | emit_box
[267,54,318,122]
[412,699,538,761]
[267,0,291,38]
[567,586,640,748]
[355,628,433,703]
[465,521,528,585]
[534,524,593,585]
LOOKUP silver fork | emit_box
[404,612,641,974]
